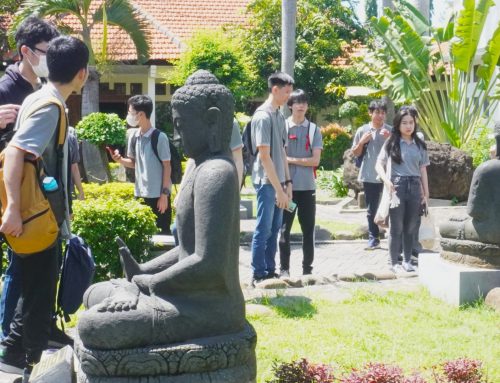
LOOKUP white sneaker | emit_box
[279,270,290,278]
[390,264,404,274]
[402,262,416,272]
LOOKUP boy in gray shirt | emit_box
[0,36,89,377]
[250,72,293,286]
[351,100,391,250]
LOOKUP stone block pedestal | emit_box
[75,322,257,383]
[419,253,500,306]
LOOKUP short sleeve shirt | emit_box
[377,138,430,177]
[286,117,323,190]
[251,102,287,185]
[127,127,171,198]
[230,119,243,151]
[10,83,71,237]
[351,123,391,183]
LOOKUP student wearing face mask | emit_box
[109,95,173,235]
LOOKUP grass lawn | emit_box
[247,288,499,382]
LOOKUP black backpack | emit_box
[241,111,272,188]
[57,235,95,321]
[131,128,183,184]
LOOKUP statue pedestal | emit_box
[419,253,500,306]
[75,322,257,383]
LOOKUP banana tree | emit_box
[362,0,500,148]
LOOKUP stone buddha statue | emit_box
[77,70,245,350]
[439,123,500,268]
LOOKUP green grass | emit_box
[247,288,500,382]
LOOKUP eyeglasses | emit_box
[29,46,47,56]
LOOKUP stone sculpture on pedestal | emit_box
[439,123,500,269]
[75,70,256,383]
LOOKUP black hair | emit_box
[385,105,426,164]
[47,36,89,84]
[368,99,387,113]
[128,95,153,119]
[15,16,59,59]
[267,71,294,92]
[287,89,309,108]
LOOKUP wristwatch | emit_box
[161,187,171,196]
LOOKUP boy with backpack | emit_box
[249,72,294,287]
[351,100,391,250]
[278,89,323,277]
[0,35,89,379]
[110,95,173,234]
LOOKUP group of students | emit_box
[352,102,430,273]
[248,75,430,286]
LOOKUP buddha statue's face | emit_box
[172,106,208,159]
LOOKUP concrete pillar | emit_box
[148,65,157,126]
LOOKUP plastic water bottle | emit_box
[42,176,58,192]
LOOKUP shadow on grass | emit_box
[253,295,317,319]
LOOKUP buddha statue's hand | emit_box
[132,274,153,295]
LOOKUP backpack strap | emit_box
[307,121,316,153]
[151,128,162,165]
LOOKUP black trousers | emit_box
[141,196,172,235]
[279,190,316,274]
[364,182,384,241]
[1,244,59,363]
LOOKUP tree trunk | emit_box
[80,66,110,183]
[281,0,296,118]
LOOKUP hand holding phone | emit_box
[285,200,297,213]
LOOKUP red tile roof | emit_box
[2,1,250,63]
[61,0,251,63]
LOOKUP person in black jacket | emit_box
[0,16,59,150]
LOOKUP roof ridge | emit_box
[131,0,185,51]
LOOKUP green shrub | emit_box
[82,182,135,201]
[353,103,370,128]
[319,123,352,170]
[317,168,348,197]
[338,101,359,120]
[75,112,127,146]
[72,197,158,281]
[462,123,494,168]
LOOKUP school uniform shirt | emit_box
[285,117,323,191]
[377,138,430,177]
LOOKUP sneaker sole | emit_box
[0,361,24,375]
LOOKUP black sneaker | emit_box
[0,346,26,375]
[47,325,73,349]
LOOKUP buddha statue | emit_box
[439,122,500,268]
[77,70,245,349]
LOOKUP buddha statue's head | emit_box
[171,70,235,158]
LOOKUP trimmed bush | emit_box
[267,358,335,383]
[320,123,352,170]
[75,112,126,147]
[72,197,158,282]
[82,182,135,201]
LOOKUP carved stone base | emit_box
[75,322,257,383]
[440,238,500,269]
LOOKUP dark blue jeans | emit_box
[388,176,422,265]
[364,182,384,241]
[251,183,283,278]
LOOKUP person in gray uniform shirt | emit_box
[376,106,430,273]
[351,100,391,250]
[278,89,322,277]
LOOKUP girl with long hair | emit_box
[375,106,430,272]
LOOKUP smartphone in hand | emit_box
[285,200,297,213]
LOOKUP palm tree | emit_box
[15,0,149,181]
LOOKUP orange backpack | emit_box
[0,97,67,256]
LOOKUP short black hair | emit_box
[368,99,387,113]
[128,95,153,119]
[399,105,418,118]
[267,71,294,92]
[47,36,89,84]
[287,89,309,108]
[15,16,59,59]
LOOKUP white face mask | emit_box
[126,113,139,127]
[28,51,49,78]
